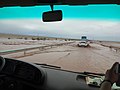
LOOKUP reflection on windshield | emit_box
[0,5,120,73]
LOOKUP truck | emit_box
[78,36,89,47]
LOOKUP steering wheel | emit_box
[0,57,23,90]
[0,56,5,72]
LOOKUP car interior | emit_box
[0,0,120,90]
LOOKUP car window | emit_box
[0,5,120,73]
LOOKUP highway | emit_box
[16,42,120,73]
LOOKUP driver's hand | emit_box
[104,62,119,84]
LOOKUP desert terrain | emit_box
[0,34,120,74]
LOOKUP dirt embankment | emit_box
[95,41,120,53]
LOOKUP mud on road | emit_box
[14,43,120,73]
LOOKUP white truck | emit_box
[78,36,89,47]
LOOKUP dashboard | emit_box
[0,57,100,90]
[0,58,45,84]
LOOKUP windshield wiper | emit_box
[34,63,104,76]
[77,71,105,78]
[34,63,61,69]
[83,71,105,76]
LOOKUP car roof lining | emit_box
[0,0,120,8]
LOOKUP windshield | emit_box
[0,5,120,73]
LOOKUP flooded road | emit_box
[18,43,120,73]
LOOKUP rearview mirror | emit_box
[42,10,62,22]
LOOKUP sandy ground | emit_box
[1,39,120,74]
[15,43,120,73]
[96,41,120,48]
[0,39,69,51]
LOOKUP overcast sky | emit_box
[0,5,120,41]
[0,19,120,41]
